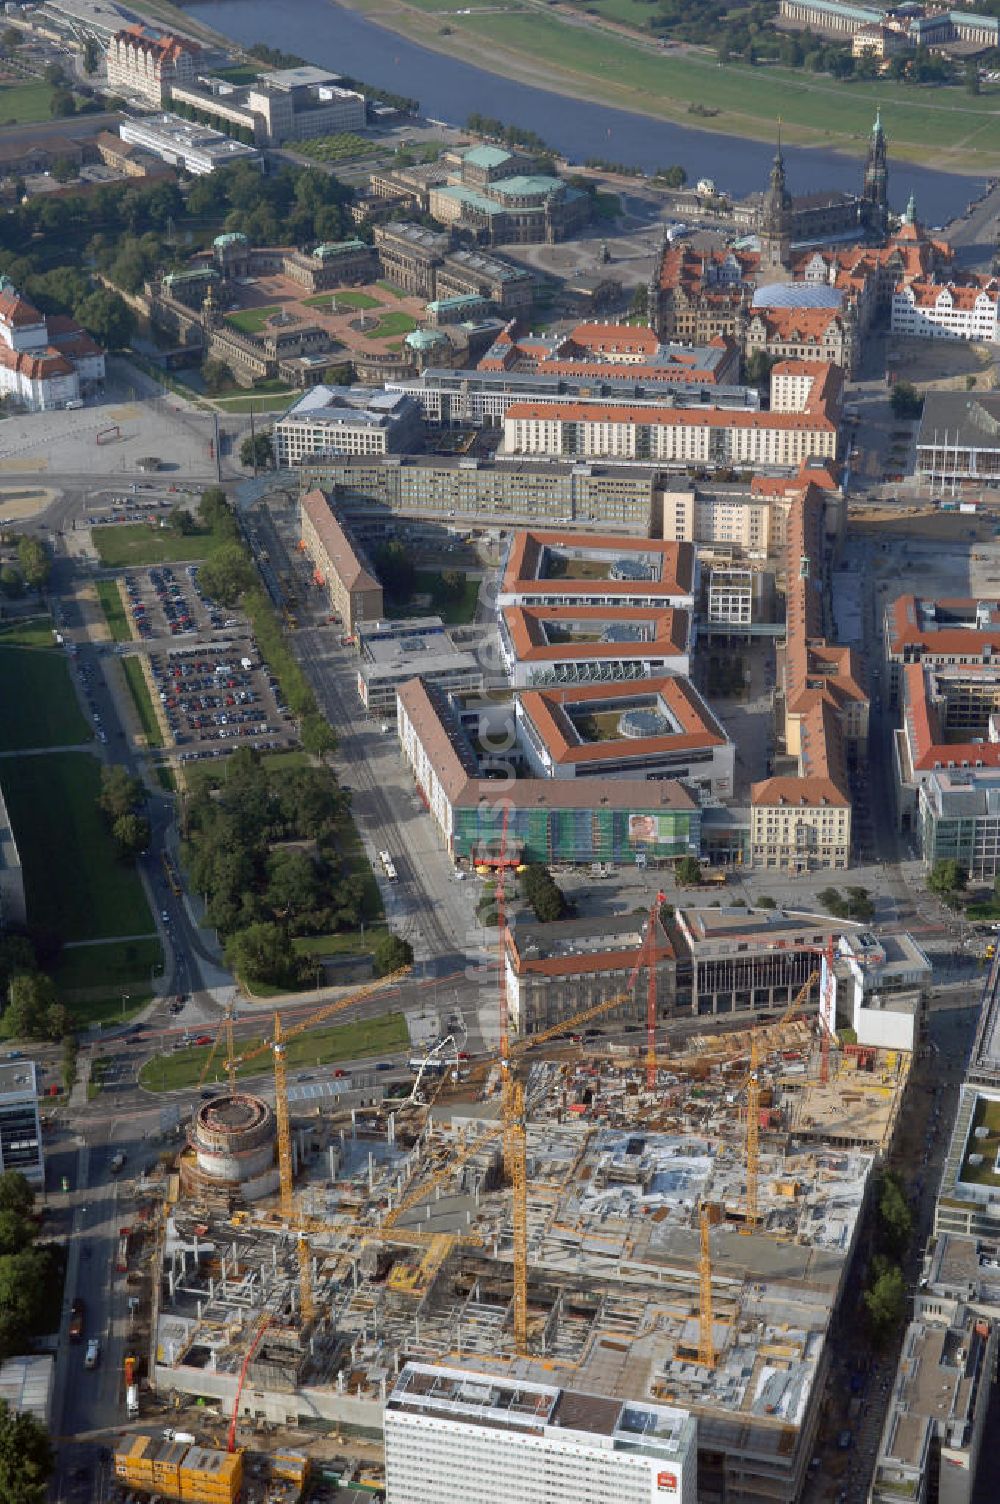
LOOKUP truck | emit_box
[110,1150,126,1175]
[115,1227,131,1274]
[125,1355,139,1417]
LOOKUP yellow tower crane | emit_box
[697,1202,717,1370]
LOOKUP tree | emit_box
[239,431,273,470]
[0,1396,54,1504]
[373,932,413,977]
[0,1210,32,1259]
[112,812,150,860]
[1,28,20,50]
[16,536,50,590]
[168,506,196,535]
[266,850,319,920]
[757,894,777,909]
[864,1261,906,1345]
[49,88,76,118]
[0,1173,34,1222]
[0,567,22,598]
[6,974,60,1040]
[300,713,336,758]
[197,544,257,607]
[657,164,687,188]
[74,288,135,350]
[224,921,295,987]
[199,487,232,530]
[629,283,648,320]
[844,885,875,921]
[890,380,923,420]
[675,855,703,887]
[49,156,78,185]
[82,36,99,74]
[99,765,143,823]
[201,358,231,395]
[927,859,967,898]
[878,1171,913,1258]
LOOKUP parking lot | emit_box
[149,642,295,758]
[123,564,225,642]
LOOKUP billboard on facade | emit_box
[629,814,676,845]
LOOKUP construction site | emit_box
[127,887,916,1504]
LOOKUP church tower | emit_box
[759,129,792,274]
[862,109,889,237]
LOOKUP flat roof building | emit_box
[0,1061,43,1186]
[357,619,485,717]
[385,1362,697,1504]
[274,386,422,466]
[119,114,261,175]
[0,1355,53,1429]
[916,391,1000,484]
[918,768,1000,881]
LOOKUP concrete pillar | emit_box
[368,1153,375,1191]
[168,1269,176,1298]
[337,1370,345,1393]
[351,1109,357,1135]
[328,1146,338,1180]
[387,1113,395,1147]
[380,1375,387,1402]
[209,1276,215,1299]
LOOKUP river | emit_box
[188,0,983,223]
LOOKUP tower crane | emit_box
[697,1202,717,1369]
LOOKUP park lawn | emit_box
[139,1009,408,1091]
[0,81,57,126]
[74,991,153,1036]
[95,579,132,642]
[293,927,389,958]
[154,763,177,792]
[0,645,91,751]
[51,936,164,994]
[224,306,281,335]
[92,519,228,567]
[303,290,379,311]
[216,62,265,83]
[365,311,417,340]
[0,615,56,649]
[376,279,408,299]
[445,8,1000,161]
[211,394,296,414]
[0,752,156,943]
[261,749,311,772]
[122,657,164,748]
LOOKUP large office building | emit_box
[894,662,1000,830]
[169,66,366,148]
[918,768,1000,881]
[272,386,422,465]
[396,677,700,867]
[119,114,261,175]
[384,1362,697,1504]
[515,677,734,799]
[499,604,692,688]
[356,619,485,718]
[0,1062,43,1187]
[498,531,696,613]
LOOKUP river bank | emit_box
[183,0,986,222]
[328,0,998,172]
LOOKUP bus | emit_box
[162,853,182,897]
[379,850,398,882]
[115,1227,132,1274]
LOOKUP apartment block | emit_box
[298,489,383,634]
[106,26,198,107]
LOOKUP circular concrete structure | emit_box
[191,1093,276,1184]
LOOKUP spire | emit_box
[904,191,916,225]
[873,106,882,136]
